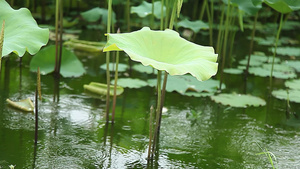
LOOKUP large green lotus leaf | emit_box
[211,93,266,108]
[111,78,148,88]
[272,89,300,103]
[269,47,300,57]
[177,18,209,33]
[80,7,116,24]
[285,79,300,90]
[104,27,218,82]
[0,0,49,56]
[131,1,166,19]
[264,0,300,13]
[29,45,85,77]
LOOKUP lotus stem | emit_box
[54,0,59,74]
[150,0,154,28]
[216,2,225,54]
[270,13,284,88]
[111,29,120,123]
[37,67,42,100]
[205,0,213,46]
[126,0,131,32]
[105,0,112,122]
[0,20,5,73]
[199,0,207,21]
[147,106,154,160]
[57,0,63,75]
[35,68,40,144]
[245,12,258,79]
[160,0,164,30]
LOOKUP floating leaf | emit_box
[248,67,296,79]
[6,98,34,112]
[100,63,128,72]
[84,82,124,96]
[0,0,49,56]
[285,79,300,90]
[285,60,300,72]
[272,89,300,103]
[103,27,218,82]
[269,47,300,57]
[177,18,209,33]
[211,93,266,108]
[131,1,166,18]
[224,68,243,74]
[132,64,156,74]
[111,78,148,88]
[29,45,86,77]
[64,39,105,52]
[80,7,116,24]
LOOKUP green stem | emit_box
[0,20,5,73]
[106,0,112,122]
[126,0,130,32]
[111,50,119,123]
[205,0,213,46]
[216,2,225,54]
[160,0,164,30]
[270,13,284,88]
[54,0,59,74]
[199,0,207,21]
[57,0,63,75]
[151,0,154,28]
[147,106,154,160]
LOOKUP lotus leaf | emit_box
[248,67,296,79]
[224,68,243,74]
[64,39,105,52]
[272,89,300,103]
[210,93,266,108]
[84,82,124,96]
[6,98,34,112]
[111,78,148,88]
[269,47,300,57]
[177,18,209,33]
[100,63,128,72]
[285,79,300,90]
[263,0,300,13]
[132,64,156,74]
[103,27,218,82]
[30,45,86,77]
[230,0,262,15]
[131,1,166,18]
[80,7,116,24]
[285,60,300,72]
[0,0,49,56]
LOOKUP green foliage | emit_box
[84,82,124,96]
[104,27,218,82]
[80,7,116,24]
[177,18,209,33]
[211,93,266,107]
[272,89,300,103]
[0,0,49,57]
[29,45,85,77]
[111,78,148,88]
[285,79,300,90]
[100,63,128,72]
[130,1,166,18]
[269,47,300,57]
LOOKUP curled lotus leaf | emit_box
[6,98,34,112]
[0,0,49,56]
[103,27,218,82]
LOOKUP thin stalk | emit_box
[37,67,42,100]
[57,0,63,75]
[192,0,199,20]
[245,12,258,77]
[34,67,40,144]
[147,106,154,160]
[126,0,131,32]
[199,0,207,21]
[270,13,284,87]
[205,0,213,46]
[219,0,231,90]
[105,0,112,122]
[164,0,169,29]
[0,20,5,73]
[160,0,164,30]
[150,0,154,28]
[216,2,225,54]
[54,0,59,74]
[111,41,120,123]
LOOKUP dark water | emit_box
[1,45,300,169]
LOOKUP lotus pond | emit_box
[1,0,300,168]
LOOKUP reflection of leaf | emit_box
[285,79,300,90]
[131,1,165,18]
[6,98,34,112]
[211,93,266,108]
[104,27,218,82]
[29,45,86,77]
[0,0,49,56]
[84,82,124,96]
[177,18,209,33]
[272,89,300,103]
[111,78,148,88]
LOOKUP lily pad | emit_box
[0,0,49,56]
[248,67,296,79]
[285,79,300,90]
[224,68,243,74]
[131,1,166,19]
[80,7,116,24]
[210,93,266,108]
[29,45,86,77]
[269,47,300,57]
[6,98,34,112]
[100,63,128,72]
[111,78,148,88]
[132,64,156,74]
[103,27,218,82]
[272,89,300,103]
[177,18,209,33]
[84,82,124,96]
[285,60,300,72]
